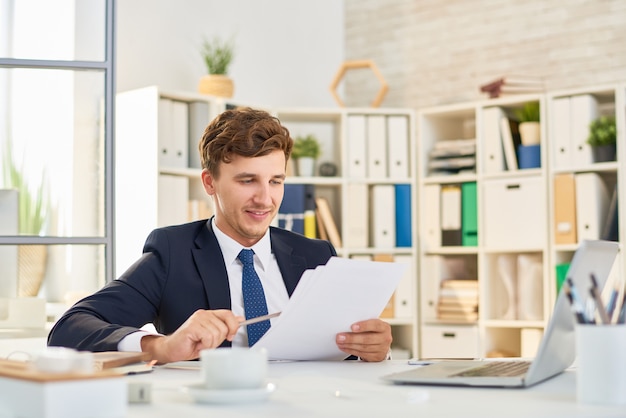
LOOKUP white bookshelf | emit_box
[417,84,626,359]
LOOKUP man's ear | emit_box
[201,169,216,195]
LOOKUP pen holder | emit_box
[575,324,626,405]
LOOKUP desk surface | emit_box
[132,360,626,418]
[2,338,624,417]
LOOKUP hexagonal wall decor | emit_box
[329,60,389,108]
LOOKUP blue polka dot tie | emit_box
[238,249,271,346]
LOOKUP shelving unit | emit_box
[417,94,553,359]
[417,84,626,360]
[547,84,626,323]
[116,88,419,358]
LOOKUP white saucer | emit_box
[182,383,276,404]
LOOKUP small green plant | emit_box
[1,140,49,235]
[201,36,234,75]
[291,135,321,159]
[514,102,540,123]
[587,115,617,146]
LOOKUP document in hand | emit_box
[254,256,408,361]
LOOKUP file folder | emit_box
[387,115,410,178]
[570,94,598,167]
[421,184,441,250]
[371,185,396,248]
[575,173,610,241]
[366,115,388,178]
[461,182,478,246]
[551,97,571,169]
[278,184,310,235]
[553,173,577,244]
[394,184,412,247]
[344,184,369,248]
[440,184,462,246]
[482,107,506,173]
[347,115,367,178]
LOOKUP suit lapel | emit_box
[271,229,307,296]
[191,221,232,310]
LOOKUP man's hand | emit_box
[335,319,392,362]
[141,309,242,364]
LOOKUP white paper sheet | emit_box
[253,257,408,361]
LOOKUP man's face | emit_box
[202,150,286,247]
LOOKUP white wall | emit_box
[344,0,626,109]
[116,0,345,108]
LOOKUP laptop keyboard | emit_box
[451,361,531,377]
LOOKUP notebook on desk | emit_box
[383,240,619,388]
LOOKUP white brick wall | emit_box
[344,0,626,109]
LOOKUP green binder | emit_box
[461,182,478,246]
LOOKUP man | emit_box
[48,107,392,364]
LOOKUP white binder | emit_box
[157,98,174,167]
[570,94,598,167]
[366,115,388,178]
[346,114,367,178]
[482,107,506,173]
[387,115,410,178]
[344,183,369,248]
[551,97,571,169]
[575,172,610,241]
[371,185,396,248]
[170,100,190,168]
[188,101,210,169]
[421,184,441,250]
[393,254,415,318]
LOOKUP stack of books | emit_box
[427,139,476,176]
[480,76,545,98]
[437,279,479,322]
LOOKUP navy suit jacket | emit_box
[47,219,336,351]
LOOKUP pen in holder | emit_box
[575,323,626,405]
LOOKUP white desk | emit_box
[127,360,626,418]
[2,338,624,417]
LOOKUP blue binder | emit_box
[394,184,412,247]
[278,184,313,235]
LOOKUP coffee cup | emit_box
[200,347,268,390]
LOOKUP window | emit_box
[0,0,115,308]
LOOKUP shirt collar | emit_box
[210,218,272,272]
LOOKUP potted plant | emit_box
[1,140,50,296]
[587,115,617,163]
[514,102,541,146]
[198,36,235,98]
[291,135,321,177]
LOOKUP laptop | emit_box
[383,240,619,388]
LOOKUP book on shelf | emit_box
[315,196,342,248]
[437,311,479,322]
[499,116,521,170]
[440,279,479,289]
[480,75,545,98]
[601,183,619,242]
[427,139,476,175]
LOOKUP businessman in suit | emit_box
[48,107,392,364]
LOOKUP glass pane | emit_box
[1,244,105,306]
[0,68,106,237]
[0,0,106,61]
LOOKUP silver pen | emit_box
[239,312,281,326]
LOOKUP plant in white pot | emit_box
[587,115,617,163]
[514,102,541,146]
[291,135,321,177]
[1,139,50,296]
[198,36,235,98]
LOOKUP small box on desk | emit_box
[0,361,127,418]
[517,144,541,169]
